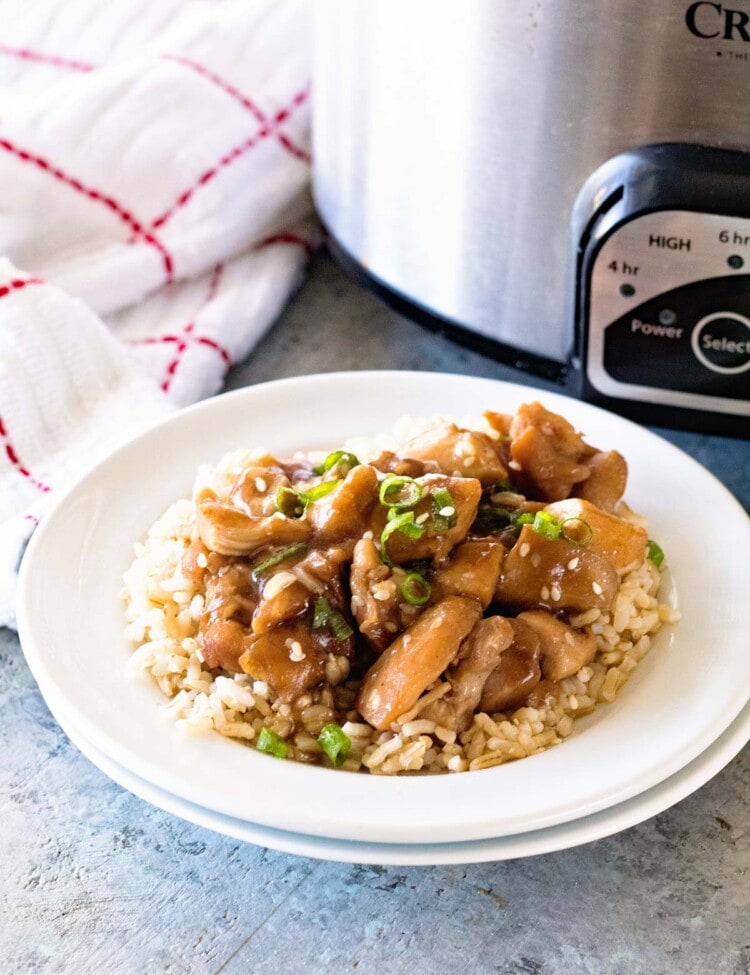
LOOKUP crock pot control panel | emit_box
[574,145,750,436]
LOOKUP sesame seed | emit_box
[564,632,575,645]
[415,512,429,525]
[592,582,603,595]
[288,640,305,662]
[384,621,398,633]
[509,460,522,471]
[263,570,297,600]
[196,552,208,568]
[519,542,530,558]
[531,553,541,568]
[373,590,390,601]
[255,476,267,493]
[540,586,550,601]
[567,557,579,570]
[439,506,455,517]
[550,584,561,602]
[463,456,476,468]
[363,530,374,540]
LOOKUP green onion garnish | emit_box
[647,539,665,567]
[313,450,360,476]
[276,480,341,518]
[378,475,423,510]
[317,723,351,767]
[512,511,535,528]
[531,511,562,541]
[252,542,308,578]
[312,597,354,640]
[431,487,457,532]
[300,480,341,502]
[400,572,432,606]
[380,509,426,566]
[256,727,288,759]
[276,485,306,518]
[561,517,593,546]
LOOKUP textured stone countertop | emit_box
[2,253,748,975]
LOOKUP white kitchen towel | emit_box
[0,0,317,627]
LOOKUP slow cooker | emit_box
[312,0,750,436]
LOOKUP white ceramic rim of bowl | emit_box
[17,371,750,845]
[50,679,750,866]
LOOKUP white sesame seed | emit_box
[255,476,267,493]
[288,640,305,662]
[463,457,476,468]
[550,584,561,602]
[373,590,390,601]
[531,553,541,568]
[439,506,455,517]
[564,631,575,645]
[519,542,530,558]
[384,621,398,633]
[540,586,550,601]
[415,512,429,525]
[509,460,522,471]
[567,557,579,570]
[592,582,603,595]
[363,530,374,540]
[196,552,208,568]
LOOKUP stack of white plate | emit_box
[17,373,750,865]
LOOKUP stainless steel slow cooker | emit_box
[312,0,750,435]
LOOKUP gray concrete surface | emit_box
[2,252,748,975]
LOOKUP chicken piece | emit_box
[199,561,260,671]
[400,423,508,487]
[372,474,482,565]
[252,549,348,634]
[350,538,412,653]
[422,616,514,732]
[518,610,597,682]
[229,466,292,516]
[239,619,340,704]
[370,451,440,478]
[356,596,483,731]
[196,490,310,557]
[523,679,561,710]
[573,451,627,513]
[509,402,593,500]
[431,539,505,608]
[479,618,542,713]
[484,411,513,439]
[543,498,647,573]
[306,464,380,545]
[252,572,310,633]
[494,524,619,613]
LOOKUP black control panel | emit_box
[573,144,750,437]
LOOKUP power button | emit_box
[691,312,750,375]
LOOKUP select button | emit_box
[691,312,750,375]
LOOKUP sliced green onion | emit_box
[313,450,360,476]
[256,727,288,759]
[380,510,426,566]
[276,485,306,518]
[431,487,457,532]
[647,539,665,567]
[317,723,351,767]
[400,572,432,606]
[511,511,535,528]
[276,480,341,518]
[312,597,354,640]
[379,475,423,510]
[252,542,308,578]
[531,511,562,541]
[300,479,341,502]
[561,517,593,546]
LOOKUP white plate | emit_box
[50,679,750,865]
[17,372,750,845]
